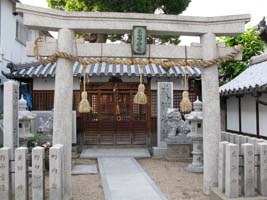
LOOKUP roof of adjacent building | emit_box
[9,0,20,4]
[3,61,201,79]
[220,53,267,96]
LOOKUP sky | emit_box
[20,0,266,44]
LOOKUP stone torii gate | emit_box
[16,3,249,199]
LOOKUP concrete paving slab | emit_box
[71,165,97,175]
[80,148,151,158]
[98,157,167,200]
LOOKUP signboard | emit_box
[132,26,147,55]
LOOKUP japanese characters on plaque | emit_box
[132,26,147,55]
[157,82,173,142]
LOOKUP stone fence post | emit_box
[32,147,45,200]
[15,147,28,200]
[225,143,239,198]
[0,147,11,200]
[3,81,19,160]
[241,143,255,197]
[259,143,267,196]
[218,141,228,193]
[49,144,64,200]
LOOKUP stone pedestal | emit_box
[165,135,192,161]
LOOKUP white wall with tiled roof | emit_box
[223,53,267,138]
[220,53,267,95]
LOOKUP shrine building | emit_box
[3,61,201,146]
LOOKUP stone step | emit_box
[80,148,151,158]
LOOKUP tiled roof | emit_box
[3,62,201,79]
[220,53,267,95]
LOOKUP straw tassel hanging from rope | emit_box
[180,47,192,113]
[134,65,147,104]
[78,65,92,113]
[180,69,192,113]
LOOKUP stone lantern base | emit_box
[185,134,203,173]
[185,163,203,173]
[165,135,192,161]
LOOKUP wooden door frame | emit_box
[81,80,151,145]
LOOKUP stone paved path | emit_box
[98,157,167,200]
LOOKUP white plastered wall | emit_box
[226,96,239,131]
[259,93,267,137]
[241,94,256,135]
[0,0,37,73]
[33,76,184,90]
[33,78,80,90]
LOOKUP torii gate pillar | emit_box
[53,28,74,200]
[201,33,221,194]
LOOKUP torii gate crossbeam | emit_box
[16,3,249,199]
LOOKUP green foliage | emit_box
[27,132,43,148]
[0,113,3,119]
[48,0,191,14]
[47,0,191,44]
[218,27,265,85]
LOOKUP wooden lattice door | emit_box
[99,92,115,144]
[82,82,149,145]
[115,91,132,144]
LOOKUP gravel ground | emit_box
[36,159,104,200]
[29,158,208,200]
[71,159,104,200]
[138,158,209,200]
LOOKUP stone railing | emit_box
[0,144,64,200]
[216,132,267,198]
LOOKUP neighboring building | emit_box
[3,62,201,146]
[0,0,39,113]
[258,17,267,51]
[220,53,267,138]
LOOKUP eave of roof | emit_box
[9,0,20,4]
[220,53,267,96]
[3,61,202,79]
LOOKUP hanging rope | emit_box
[78,65,92,113]
[180,46,192,113]
[114,83,121,121]
[134,65,147,104]
[33,37,243,68]
[180,68,192,113]
[33,37,242,112]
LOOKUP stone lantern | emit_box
[18,96,36,146]
[185,97,203,173]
